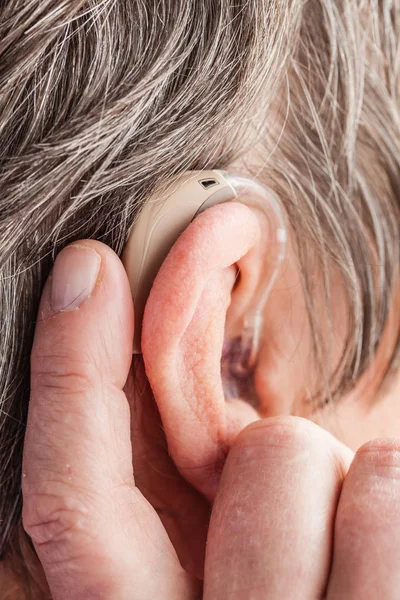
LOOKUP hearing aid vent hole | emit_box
[199,178,219,190]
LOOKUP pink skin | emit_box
[142,202,262,500]
[21,201,400,599]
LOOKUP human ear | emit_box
[141,201,270,501]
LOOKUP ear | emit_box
[141,202,266,501]
[141,197,352,502]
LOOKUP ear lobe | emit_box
[141,202,263,501]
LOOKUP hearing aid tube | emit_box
[222,173,287,375]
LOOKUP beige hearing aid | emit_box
[122,170,237,354]
[122,169,287,375]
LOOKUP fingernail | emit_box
[51,245,101,312]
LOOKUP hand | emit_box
[22,240,400,599]
[205,418,400,599]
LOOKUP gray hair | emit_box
[1,0,399,594]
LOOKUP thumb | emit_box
[22,241,196,600]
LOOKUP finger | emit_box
[327,438,400,600]
[22,241,195,600]
[204,416,353,600]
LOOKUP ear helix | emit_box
[122,169,287,394]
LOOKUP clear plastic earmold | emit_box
[220,172,287,398]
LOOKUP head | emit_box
[1,0,400,594]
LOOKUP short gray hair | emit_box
[1,0,399,594]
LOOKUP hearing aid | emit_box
[122,169,287,380]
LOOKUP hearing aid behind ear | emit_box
[122,170,236,354]
[122,169,287,376]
